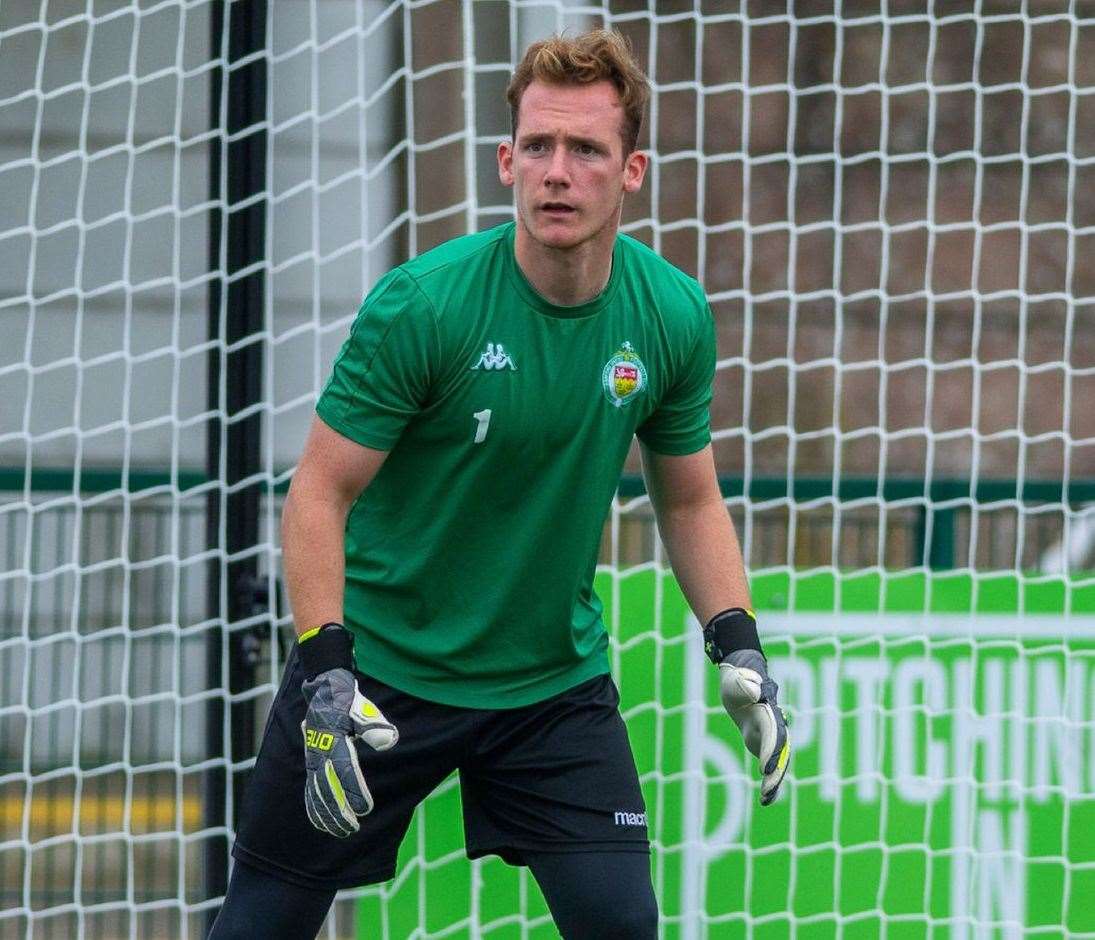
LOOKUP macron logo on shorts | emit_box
[613,810,647,827]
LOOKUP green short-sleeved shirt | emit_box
[317,222,714,708]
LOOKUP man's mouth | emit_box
[540,203,576,214]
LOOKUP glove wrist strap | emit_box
[703,608,763,665]
[298,622,355,679]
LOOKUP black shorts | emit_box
[232,646,649,890]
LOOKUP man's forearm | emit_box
[655,496,751,625]
[281,488,349,636]
[641,447,789,802]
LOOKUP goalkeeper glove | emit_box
[298,623,398,837]
[703,608,791,805]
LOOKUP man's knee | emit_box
[526,849,658,940]
[207,916,252,940]
[591,886,658,939]
[208,860,335,940]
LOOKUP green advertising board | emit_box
[356,570,1095,938]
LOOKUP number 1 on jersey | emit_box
[473,409,492,444]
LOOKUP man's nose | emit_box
[543,148,571,186]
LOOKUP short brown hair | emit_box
[506,28,650,156]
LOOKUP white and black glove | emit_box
[704,608,790,805]
[297,623,398,837]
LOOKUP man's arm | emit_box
[282,415,400,837]
[282,416,388,636]
[639,443,748,622]
[641,442,790,805]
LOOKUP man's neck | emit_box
[513,219,616,308]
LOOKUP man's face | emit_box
[498,80,647,251]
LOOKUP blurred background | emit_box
[1,1,1093,938]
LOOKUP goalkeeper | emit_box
[211,27,789,940]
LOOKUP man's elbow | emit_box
[283,470,357,534]
[653,485,726,519]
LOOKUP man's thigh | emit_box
[232,648,464,890]
[459,673,650,862]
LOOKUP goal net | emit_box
[1,1,1093,938]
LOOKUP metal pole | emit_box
[205,0,268,932]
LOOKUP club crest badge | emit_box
[602,341,647,408]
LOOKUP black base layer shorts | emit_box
[231,645,650,890]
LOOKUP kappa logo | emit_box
[471,342,517,371]
[613,810,647,827]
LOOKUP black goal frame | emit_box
[203,0,269,930]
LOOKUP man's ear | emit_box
[498,140,515,187]
[623,149,648,194]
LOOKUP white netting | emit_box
[1,1,1094,938]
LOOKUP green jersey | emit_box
[316,222,714,708]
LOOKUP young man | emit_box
[210,28,789,940]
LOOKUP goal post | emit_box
[202,0,269,925]
[2,2,1095,939]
